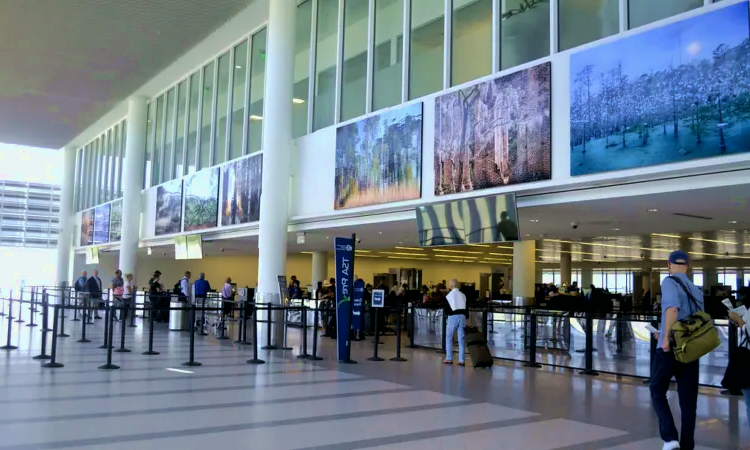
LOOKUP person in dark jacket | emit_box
[85,270,102,324]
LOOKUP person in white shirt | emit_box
[443,279,468,366]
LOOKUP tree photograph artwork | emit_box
[221,153,262,225]
[570,3,750,176]
[335,102,423,210]
[93,203,111,245]
[434,62,552,196]
[109,199,122,243]
[184,168,219,231]
[155,179,183,236]
[80,209,93,247]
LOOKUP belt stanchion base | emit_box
[42,305,63,368]
[26,299,37,327]
[308,306,323,361]
[183,304,202,367]
[524,312,542,368]
[579,312,599,376]
[297,305,310,359]
[14,296,24,324]
[247,304,265,365]
[33,297,51,360]
[113,306,131,353]
[143,307,159,355]
[99,305,120,370]
[1,304,17,350]
[390,306,407,362]
[368,308,384,361]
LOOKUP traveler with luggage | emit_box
[443,279,467,366]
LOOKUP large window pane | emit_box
[74,149,82,210]
[501,0,549,70]
[152,95,165,186]
[230,40,248,160]
[559,0,618,51]
[215,52,230,165]
[144,101,155,189]
[248,28,267,153]
[629,0,702,29]
[113,124,121,198]
[199,62,215,171]
[373,0,403,111]
[105,129,113,201]
[340,0,368,122]
[313,0,339,131]
[409,0,444,100]
[293,1,313,138]
[95,137,103,204]
[452,0,491,87]
[186,72,200,175]
[82,145,89,208]
[119,121,126,197]
[163,87,176,182]
[175,81,187,178]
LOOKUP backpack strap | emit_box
[667,275,702,314]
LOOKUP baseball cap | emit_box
[668,250,689,265]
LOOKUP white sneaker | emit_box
[662,441,680,450]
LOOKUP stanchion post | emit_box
[247,304,265,364]
[114,305,131,353]
[143,306,159,355]
[280,306,293,350]
[183,304,202,366]
[77,304,91,343]
[437,312,447,354]
[41,290,51,332]
[1,298,18,350]
[241,301,251,345]
[33,293,51,360]
[234,300,245,344]
[198,297,208,336]
[14,291,25,323]
[309,305,323,361]
[297,305,310,359]
[42,305,63,367]
[71,292,80,321]
[407,303,418,348]
[525,311,541,368]
[99,300,111,349]
[579,312,599,376]
[57,295,69,337]
[26,294,37,327]
[262,304,276,350]
[99,305,119,370]
[390,306,407,362]
[128,297,137,327]
[368,308,384,361]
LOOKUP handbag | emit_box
[721,330,750,391]
[667,275,721,364]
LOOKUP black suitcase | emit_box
[466,332,493,368]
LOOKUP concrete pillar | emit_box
[512,240,536,300]
[55,145,77,286]
[256,0,296,297]
[560,242,571,286]
[118,97,147,277]
[312,251,328,288]
[581,268,593,289]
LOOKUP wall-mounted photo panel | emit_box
[335,102,423,210]
[109,199,122,243]
[155,179,183,236]
[434,62,552,195]
[80,209,94,247]
[93,203,111,245]
[221,153,263,226]
[570,3,750,175]
[184,167,219,231]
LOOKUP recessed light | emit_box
[235,65,242,69]
[648,209,660,212]
[326,236,329,239]
[249,115,263,120]
[292,98,306,104]
[525,234,531,237]
[728,220,738,224]
[529,219,539,223]
[612,228,620,231]
[378,231,383,235]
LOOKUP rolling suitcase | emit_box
[466,329,493,369]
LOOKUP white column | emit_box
[581,268,593,289]
[257,0,296,297]
[118,97,147,277]
[512,240,536,299]
[312,251,328,288]
[560,242,572,286]
[55,145,77,286]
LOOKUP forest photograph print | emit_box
[80,209,93,247]
[93,203,111,245]
[221,154,262,226]
[335,102,422,210]
[155,179,182,236]
[570,3,750,176]
[184,168,219,231]
[434,62,551,196]
[109,199,122,242]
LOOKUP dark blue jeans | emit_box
[649,348,699,449]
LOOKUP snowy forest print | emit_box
[434,62,551,195]
[570,3,750,176]
[335,103,422,210]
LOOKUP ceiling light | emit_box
[525,234,531,237]
[560,250,596,255]
[355,250,371,253]
[381,252,429,256]
[728,220,738,224]
[648,209,660,212]
[487,253,513,257]
[612,228,620,231]
[395,246,424,251]
[355,254,380,258]
[387,256,430,260]
[249,115,263,120]
[689,237,738,245]
[433,254,478,259]
[378,231,383,235]
[235,65,242,69]
[652,233,681,238]
[448,259,467,263]
[529,219,539,223]
[326,236,329,239]
[292,98,306,104]
[433,249,482,254]
[467,244,491,248]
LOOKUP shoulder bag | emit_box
[667,275,721,364]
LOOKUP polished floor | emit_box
[0,311,745,449]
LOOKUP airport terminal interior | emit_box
[2,0,750,448]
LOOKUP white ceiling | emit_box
[0,0,255,149]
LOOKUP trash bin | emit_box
[169,301,188,331]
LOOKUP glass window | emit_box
[293,1,313,138]
[451,0,491,87]
[409,0,444,100]
[719,271,738,292]
[120,121,127,198]
[693,272,704,288]
[501,0,549,70]
[215,52,230,165]
[152,95,165,186]
[113,124,121,198]
[340,0,369,121]
[559,0,619,51]
[199,62,215,171]
[163,87,176,182]
[230,40,248,160]
[592,271,604,289]
[175,81,187,178]
[186,72,200,175]
[248,28,267,153]
[313,0,339,131]
[629,0,703,29]
[95,137,103,204]
[144,101,155,189]
[373,0,403,111]
[80,146,88,209]
[105,129,113,201]
[74,149,82,210]
[744,273,750,288]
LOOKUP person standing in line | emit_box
[194,273,210,302]
[728,308,750,446]
[111,270,125,321]
[222,277,235,317]
[85,270,103,324]
[650,251,704,450]
[74,271,88,319]
[123,273,134,320]
[180,271,192,302]
[443,279,467,366]
[148,271,165,322]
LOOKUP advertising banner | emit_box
[334,237,354,361]
[352,279,364,332]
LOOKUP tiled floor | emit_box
[0,312,745,449]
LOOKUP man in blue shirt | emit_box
[650,250,704,450]
[194,273,211,300]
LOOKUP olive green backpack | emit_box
[667,275,721,364]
